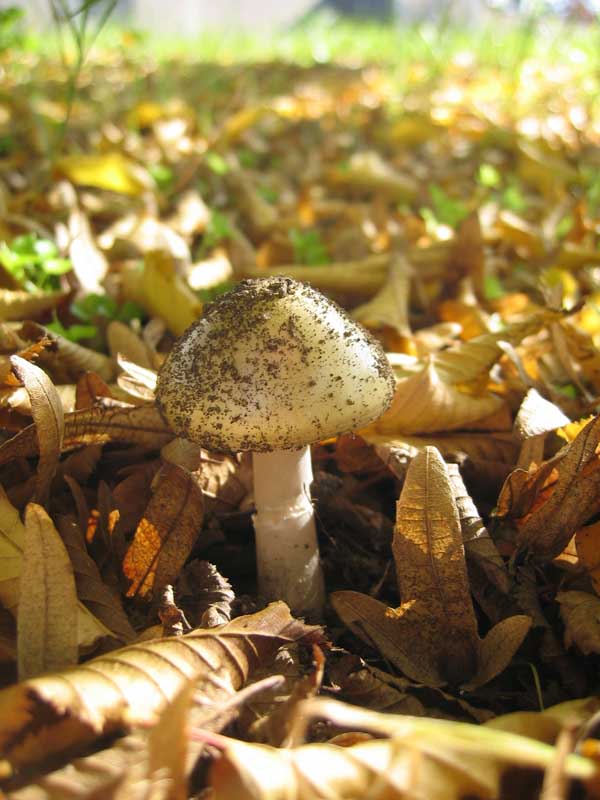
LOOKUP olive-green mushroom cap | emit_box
[156,277,395,453]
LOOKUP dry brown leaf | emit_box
[374,357,507,435]
[556,591,600,655]
[207,696,598,800]
[0,602,319,781]
[57,516,135,643]
[17,504,79,680]
[517,414,600,561]
[514,388,570,470]
[7,734,155,800]
[107,322,153,370]
[0,485,24,616]
[20,322,116,384]
[351,253,412,339]
[146,682,193,800]
[575,522,600,594]
[514,389,570,441]
[328,150,418,202]
[10,355,64,505]
[74,372,113,410]
[115,354,157,403]
[67,208,108,294]
[0,289,67,322]
[123,462,204,599]
[371,319,543,437]
[332,447,530,688]
[0,401,173,466]
[446,463,510,594]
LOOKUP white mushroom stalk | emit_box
[253,448,324,616]
[156,277,395,618]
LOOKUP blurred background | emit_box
[10,0,600,35]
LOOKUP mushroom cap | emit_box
[156,277,395,452]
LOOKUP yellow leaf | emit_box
[140,251,202,336]
[56,152,152,196]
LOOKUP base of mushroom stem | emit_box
[252,447,325,618]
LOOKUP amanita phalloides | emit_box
[156,277,395,616]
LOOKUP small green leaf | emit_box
[556,215,574,239]
[478,163,501,188]
[238,148,259,168]
[483,275,505,301]
[501,182,528,213]
[149,163,174,190]
[427,184,469,228]
[289,228,329,266]
[205,151,229,175]
[257,185,278,204]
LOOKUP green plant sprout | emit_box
[48,292,145,344]
[48,0,118,152]
[0,234,71,292]
[197,211,233,256]
[422,184,469,230]
[289,228,329,266]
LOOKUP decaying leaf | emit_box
[206,697,598,800]
[0,486,112,652]
[556,591,600,655]
[575,521,600,595]
[332,447,530,688]
[57,516,135,643]
[351,253,412,340]
[0,602,319,781]
[123,462,204,599]
[17,504,79,680]
[446,462,510,594]
[516,414,600,560]
[373,317,547,436]
[0,400,173,466]
[10,355,64,504]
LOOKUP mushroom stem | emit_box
[252,447,325,617]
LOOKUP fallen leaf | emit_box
[575,521,600,594]
[556,590,600,655]
[67,208,108,293]
[10,355,64,505]
[0,289,67,322]
[57,516,135,643]
[0,401,173,466]
[207,696,598,800]
[517,414,600,560]
[446,462,510,594]
[351,253,412,340]
[0,602,319,780]
[17,504,79,679]
[332,447,530,688]
[123,462,204,598]
[139,251,202,336]
[56,152,153,196]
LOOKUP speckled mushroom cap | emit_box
[156,277,395,453]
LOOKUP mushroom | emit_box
[156,277,395,616]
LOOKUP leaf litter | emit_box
[1,16,600,799]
